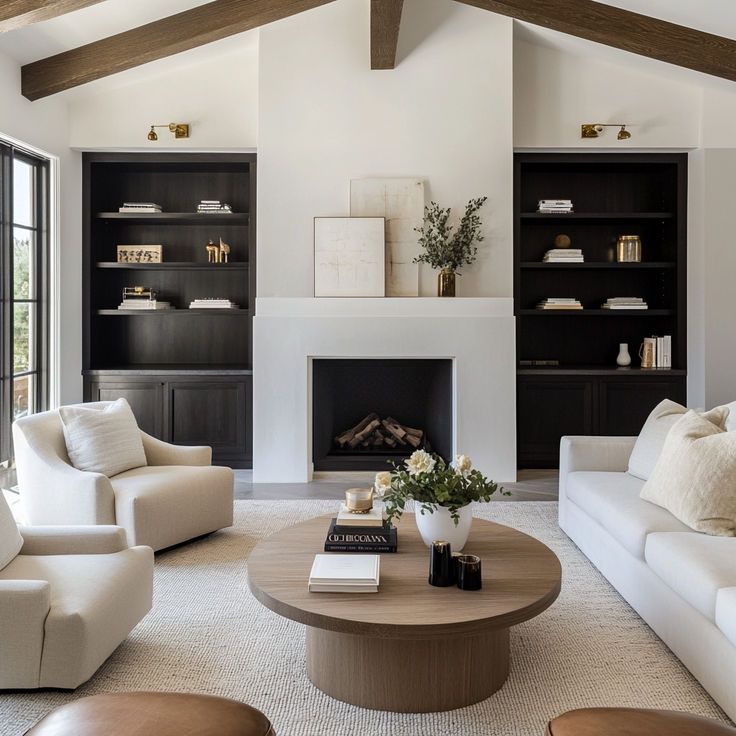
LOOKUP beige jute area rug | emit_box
[0,501,730,735]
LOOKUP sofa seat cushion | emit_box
[0,548,153,688]
[111,465,234,551]
[716,588,736,647]
[566,471,691,559]
[645,532,736,620]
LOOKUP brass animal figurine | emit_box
[206,240,219,263]
[218,238,230,264]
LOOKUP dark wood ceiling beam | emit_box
[371,0,404,70]
[455,0,736,83]
[21,0,335,100]
[0,0,105,32]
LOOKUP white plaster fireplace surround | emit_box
[253,298,516,483]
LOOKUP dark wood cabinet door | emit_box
[517,377,596,468]
[168,379,250,464]
[599,377,686,436]
[84,379,165,438]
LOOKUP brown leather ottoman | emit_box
[24,692,274,736]
[547,708,735,736]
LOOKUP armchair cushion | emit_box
[0,493,23,571]
[18,526,128,556]
[59,398,147,478]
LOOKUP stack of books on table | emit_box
[544,248,584,263]
[537,199,573,214]
[188,299,239,309]
[644,335,673,368]
[536,298,583,310]
[308,554,380,593]
[118,202,162,214]
[196,200,233,214]
[324,504,397,553]
[601,297,648,310]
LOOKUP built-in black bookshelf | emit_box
[82,153,256,467]
[514,153,687,468]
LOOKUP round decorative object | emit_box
[616,343,632,367]
[415,503,473,551]
[554,233,571,249]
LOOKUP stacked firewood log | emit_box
[334,413,424,450]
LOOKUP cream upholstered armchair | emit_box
[13,403,234,552]
[0,492,153,689]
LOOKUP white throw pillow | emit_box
[59,399,147,478]
[628,399,729,481]
[0,493,23,570]
[640,409,736,536]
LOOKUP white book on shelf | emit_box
[664,335,672,368]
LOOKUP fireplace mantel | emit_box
[253,297,516,483]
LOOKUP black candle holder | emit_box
[456,554,482,591]
[428,541,456,587]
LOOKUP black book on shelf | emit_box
[324,518,397,553]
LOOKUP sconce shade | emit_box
[147,126,158,141]
[617,125,632,140]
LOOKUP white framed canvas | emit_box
[314,217,385,297]
[350,178,425,297]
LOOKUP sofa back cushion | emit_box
[640,409,736,536]
[628,400,729,481]
[59,399,147,478]
[0,493,23,570]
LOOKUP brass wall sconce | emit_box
[581,123,631,140]
[147,123,190,141]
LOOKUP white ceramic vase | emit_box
[616,342,632,367]
[414,503,473,551]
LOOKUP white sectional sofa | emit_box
[559,435,736,721]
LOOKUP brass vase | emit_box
[438,269,456,297]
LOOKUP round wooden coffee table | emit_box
[247,513,561,713]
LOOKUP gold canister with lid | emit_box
[616,234,642,262]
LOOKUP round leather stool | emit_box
[547,708,735,736]
[24,692,274,736]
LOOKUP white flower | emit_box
[405,450,436,476]
[453,454,472,476]
[374,471,392,496]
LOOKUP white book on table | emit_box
[336,504,385,527]
[308,554,380,592]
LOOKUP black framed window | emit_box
[0,143,50,464]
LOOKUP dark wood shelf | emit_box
[83,366,253,376]
[519,309,675,316]
[95,212,249,224]
[96,309,249,316]
[520,212,674,220]
[520,262,676,270]
[96,261,248,270]
[517,367,686,376]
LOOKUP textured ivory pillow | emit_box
[59,398,147,477]
[640,409,736,536]
[628,400,729,481]
[0,493,23,570]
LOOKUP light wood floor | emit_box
[234,469,558,501]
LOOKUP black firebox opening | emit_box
[312,358,453,472]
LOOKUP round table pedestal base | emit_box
[306,626,510,713]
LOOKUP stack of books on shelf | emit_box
[324,504,397,553]
[601,297,648,310]
[196,200,233,214]
[118,288,171,311]
[118,202,162,214]
[544,248,584,263]
[643,336,673,368]
[537,199,573,214]
[536,298,583,310]
[188,299,239,309]
[308,554,380,593]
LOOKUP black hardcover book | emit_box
[324,518,397,553]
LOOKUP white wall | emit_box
[0,49,82,405]
[513,38,701,149]
[702,149,736,407]
[258,0,513,298]
[68,33,258,150]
